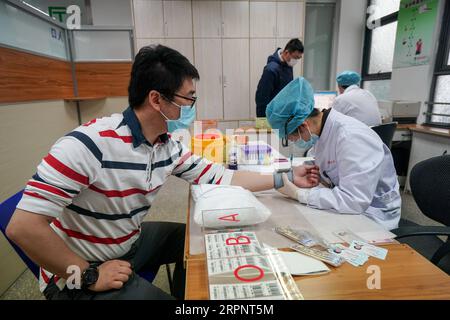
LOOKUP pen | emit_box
[207,228,244,234]
[290,154,293,167]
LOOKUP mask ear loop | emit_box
[159,94,181,121]
[300,121,314,142]
[297,123,310,143]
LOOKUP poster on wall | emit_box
[393,0,439,69]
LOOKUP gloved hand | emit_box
[277,173,310,204]
[292,164,320,188]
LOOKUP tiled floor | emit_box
[0,178,445,300]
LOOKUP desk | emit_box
[184,163,450,300]
[391,124,450,189]
[403,124,450,191]
[185,243,450,300]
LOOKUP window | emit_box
[368,21,398,74]
[362,0,400,98]
[369,0,401,19]
[428,0,450,126]
[362,79,392,101]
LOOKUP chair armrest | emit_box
[392,226,450,239]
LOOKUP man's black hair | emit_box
[340,85,350,90]
[128,45,199,109]
[307,108,321,118]
[284,38,304,53]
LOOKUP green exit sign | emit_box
[48,6,67,22]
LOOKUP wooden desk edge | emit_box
[183,190,191,267]
[410,125,450,138]
[185,243,450,300]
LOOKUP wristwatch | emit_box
[273,169,294,189]
[81,263,99,290]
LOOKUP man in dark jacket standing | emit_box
[255,38,304,117]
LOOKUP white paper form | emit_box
[278,250,330,276]
[295,204,396,245]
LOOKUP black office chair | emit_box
[371,122,398,149]
[392,155,450,273]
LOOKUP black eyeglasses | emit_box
[173,93,197,108]
[281,115,295,147]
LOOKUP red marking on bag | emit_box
[218,213,240,222]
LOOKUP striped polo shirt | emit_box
[17,106,234,292]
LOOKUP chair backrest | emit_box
[0,191,39,278]
[371,122,398,149]
[410,155,450,226]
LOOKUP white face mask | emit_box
[287,58,299,67]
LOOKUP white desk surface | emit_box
[188,159,396,256]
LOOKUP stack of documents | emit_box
[278,250,330,275]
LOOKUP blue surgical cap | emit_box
[266,77,315,137]
[336,71,361,86]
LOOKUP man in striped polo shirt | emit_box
[6,45,319,300]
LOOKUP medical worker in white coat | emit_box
[266,77,401,230]
[333,71,382,126]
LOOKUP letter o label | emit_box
[233,264,264,282]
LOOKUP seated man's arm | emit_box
[7,209,89,279]
[6,134,132,291]
[7,210,131,291]
[172,141,319,192]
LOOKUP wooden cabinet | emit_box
[221,1,249,38]
[163,1,193,38]
[192,1,222,38]
[133,0,164,38]
[250,2,277,38]
[133,0,305,121]
[194,39,223,120]
[223,39,250,120]
[276,2,304,38]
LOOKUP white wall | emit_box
[390,0,446,124]
[334,0,366,78]
[90,0,132,26]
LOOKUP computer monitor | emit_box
[314,91,337,110]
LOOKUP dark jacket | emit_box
[255,48,294,117]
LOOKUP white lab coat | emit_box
[333,85,382,126]
[307,109,401,230]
